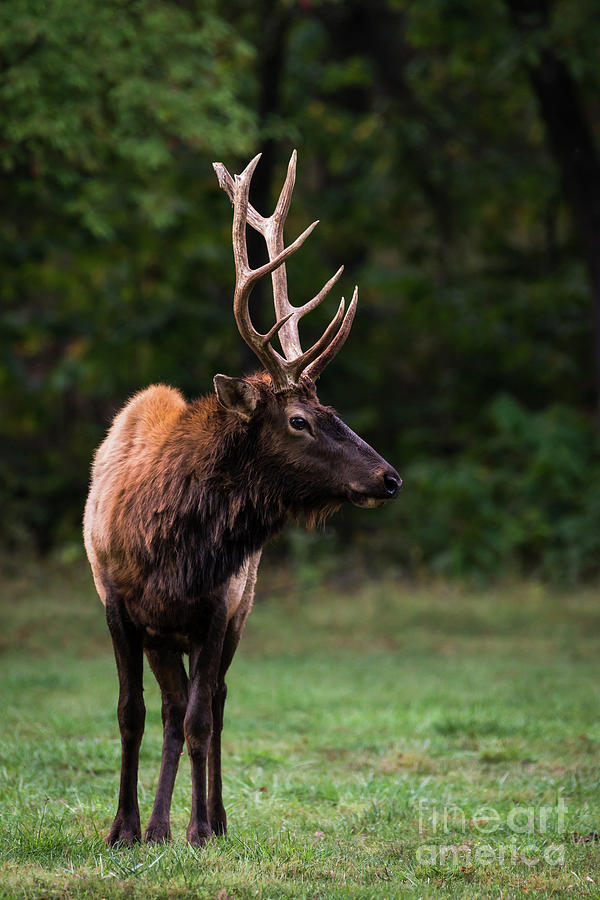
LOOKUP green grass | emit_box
[1,561,600,898]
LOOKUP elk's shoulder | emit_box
[121,383,187,437]
[89,384,186,486]
[85,385,189,566]
[109,384,185,450]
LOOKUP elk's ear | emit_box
[213,374,259,420]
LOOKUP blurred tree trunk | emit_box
[244,0,292,345]
[506,0,600,414]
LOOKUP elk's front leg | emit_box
[207,614,250,833]
[144,646,188,843]
[208,680,227,836]
[207,552,260,836]
[185,599,228,847]
[105,592,145,847]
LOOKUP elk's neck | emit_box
[142,403,287,596]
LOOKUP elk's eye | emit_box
[289,416,307,431]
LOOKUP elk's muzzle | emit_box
[348,465,402,508]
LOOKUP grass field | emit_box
[1,560,600,899]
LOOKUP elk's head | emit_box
[213,152,401,512]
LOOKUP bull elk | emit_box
[83,151,401,847]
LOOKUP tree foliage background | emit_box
[2,0,600,579]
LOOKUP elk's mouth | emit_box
[347,490,388,509]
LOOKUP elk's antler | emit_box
[213,151,357,391]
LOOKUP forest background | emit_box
[2,0,600,581]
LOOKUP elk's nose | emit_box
[383,473,401,497]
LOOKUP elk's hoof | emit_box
[210,807,227,837]
[144,820,172,843]
[106,817,141,847]
[186,822,212,847]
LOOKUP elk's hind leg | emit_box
[105,591,145,847]
[144,645,188,843]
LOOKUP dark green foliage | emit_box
[1,0,600,577]
[389,396,600,580]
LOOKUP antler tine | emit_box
[263,312,294,344]
[213,160,265,233]
[231,153,262,272]
[294,265,345,323]
[289,298,347,382]
[304,286,359,382]
[272,149,297,223]
[252,219,319,285]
